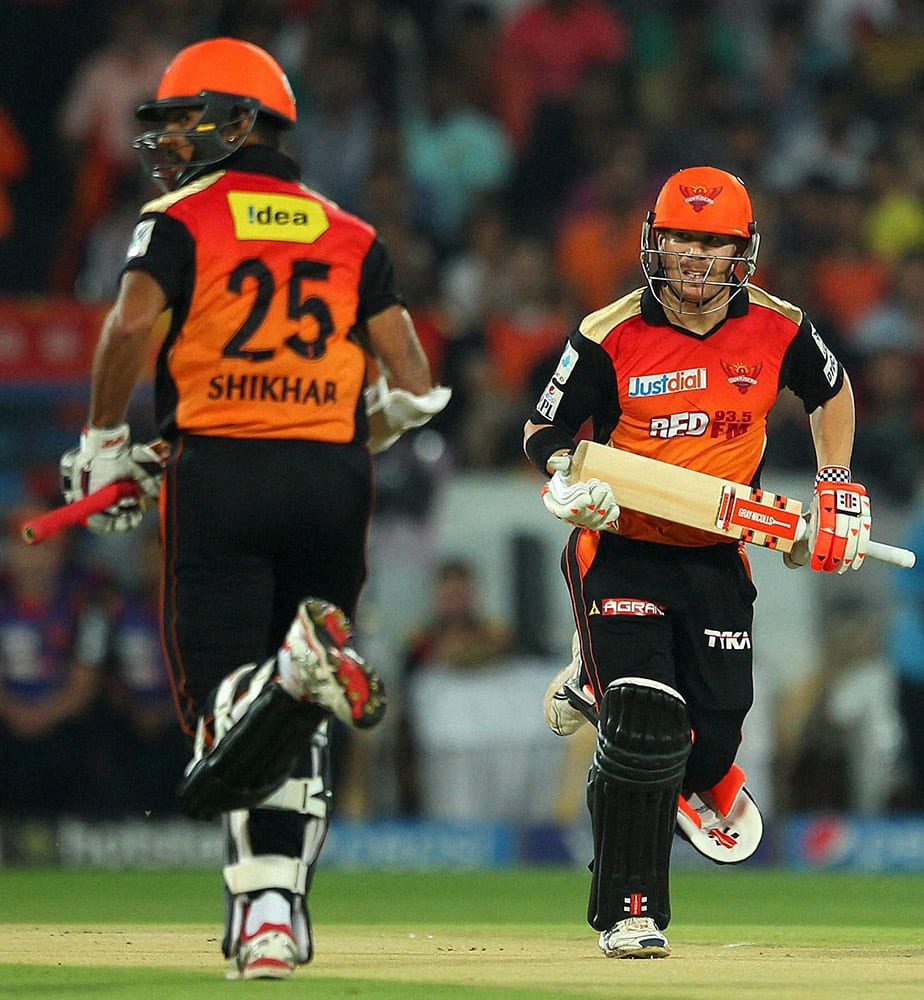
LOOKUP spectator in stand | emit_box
[440,197,516,344]
[92,528,188,817]
[761,70,879,193]
[440,2,504,116]
[888,502,924,810]
[306,0,405,120]
[401,56,513,251]
[810,185,891,337]
[863,149,924,263]
[294,46,381,215]
[0,497,106,818]
[397,559,515,813]
[776,597,904,814]
[0,104,27,243]
[630,1,752,151]
[510,59,634,236]
[849,341,923,507]
[554,128,649,313]
[495,0,628,154]
[462,237,576,467]
[53,2,174,293]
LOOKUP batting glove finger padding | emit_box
[809,466,872,574]
[60,425,164,534]
[542,468,620,532]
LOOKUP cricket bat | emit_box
[571,440,916,569]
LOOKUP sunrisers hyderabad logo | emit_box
[679,185,723,211]
[721,360,762,395]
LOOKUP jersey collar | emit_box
[181,145,301,187]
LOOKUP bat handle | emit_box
[791,515,915,568]
[20,481,143,545]
[866,540,916,569]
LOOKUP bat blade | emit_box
[571,440,916,568]
[571,441,802,551]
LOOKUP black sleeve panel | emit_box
[528,329,621,437]
[121,213,195,308]
[779,315,845,413]
[356,235,403,322]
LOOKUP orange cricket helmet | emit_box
[136,37,296,126]
[641,166,760,315]
[649,166,754,238]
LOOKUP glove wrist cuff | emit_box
[815,465,851,485]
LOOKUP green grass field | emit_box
[2,867,923,998]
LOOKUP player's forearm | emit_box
[367,305,434,394]
[809,376,856,470]
[89,270,167,427]
[89,309,152,427]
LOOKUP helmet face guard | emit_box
[640,167,760,315]
[133,93,260,191]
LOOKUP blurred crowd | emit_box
[2,0,924,824]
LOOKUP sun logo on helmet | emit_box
[679,185,723,212]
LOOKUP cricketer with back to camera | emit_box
[525,164,892,959]
[57,37,449,981]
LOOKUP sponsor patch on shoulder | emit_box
[553,342,579,384]
[126,219,155,260]
[537,380,562,420]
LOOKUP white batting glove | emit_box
[60,425,163,534]
[542,454,619,532]
[365,377,452,454]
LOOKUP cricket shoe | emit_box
[543,631,597,736]
[227,921,297,980]
[675,763,763,864]
[598,917,670,959]
[281,597,386,729]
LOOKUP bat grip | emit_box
[20,481,143,545]
[866,540,916,569]
[791,514,915,568]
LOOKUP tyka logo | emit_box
[704,629,751,650]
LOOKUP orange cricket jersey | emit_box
[538,285,842,546]
[139,166,379,441]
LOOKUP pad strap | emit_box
[224,855,310,896]
[258,776,328,816]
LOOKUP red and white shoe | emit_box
[228,920,297,980]
[676,763,763,864]
[280,597,386,729]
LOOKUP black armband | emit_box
[524,425,577,475]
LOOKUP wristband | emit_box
[525,425,577,475]
[815,465,851,485]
